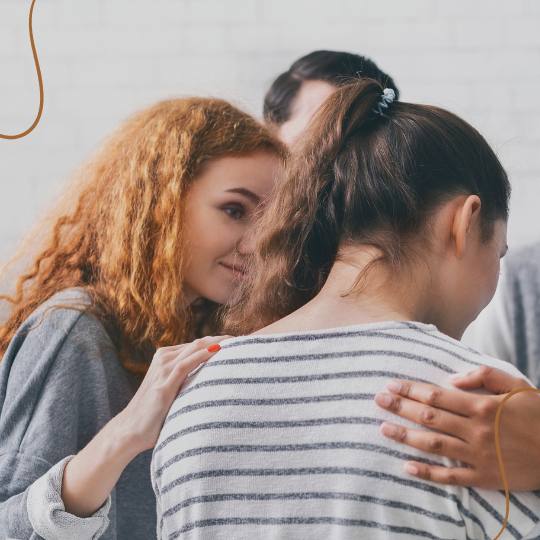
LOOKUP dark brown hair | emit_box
[263,50,399,125]
[226,79,510,334]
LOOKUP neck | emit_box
[311,248,426,323]
[267,244,463,339]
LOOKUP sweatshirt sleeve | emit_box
[26,456,111,540]
[0,299,121,540]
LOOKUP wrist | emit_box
[61,416,140,518]
[103,413,146,462]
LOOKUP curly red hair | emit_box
[0,97,285,372]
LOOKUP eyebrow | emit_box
[225,188,260,204]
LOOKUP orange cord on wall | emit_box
[0,0,43,140]
[492,386,540,540]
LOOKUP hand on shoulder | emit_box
[375,366,540,490]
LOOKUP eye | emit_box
[222,204,245,221]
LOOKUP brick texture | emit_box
[0,0,539,262]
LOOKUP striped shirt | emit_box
[152,321,540,539]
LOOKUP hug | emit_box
[1,51,540,540]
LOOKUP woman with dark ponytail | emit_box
[152,80,539,539]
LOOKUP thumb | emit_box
[451,365,529,394]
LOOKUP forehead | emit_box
[189,153,279,198]
[290,79,337,117]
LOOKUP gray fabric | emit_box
[0,288,156,539]
[153,322,538,540]
[27,455,111,539]
[504,241,540,387]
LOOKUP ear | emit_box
[451,195,482,258]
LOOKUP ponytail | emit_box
[288,79,384,292]
[224,79,509,334]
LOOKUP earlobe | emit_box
[452,195,482,258]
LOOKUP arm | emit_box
[60,337,227,517]
[374,366,540,490]
[0,304,227,537]
[0,307,113,539]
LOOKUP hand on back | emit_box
[375,366,540,491]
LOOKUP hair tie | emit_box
[373,88,396,117]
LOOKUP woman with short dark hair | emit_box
[263,49,398,144]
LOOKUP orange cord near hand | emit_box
[492,386,540,540]
[0,0,43,140]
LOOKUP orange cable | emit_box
[492,386,540,540]
[0,0,43,140]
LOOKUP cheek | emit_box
[192,225,248,281]
[481,252,501,303]
[210,220,246,259]
[490,258,502,291]
[187,211,234,260]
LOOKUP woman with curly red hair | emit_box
[0,97,284,539]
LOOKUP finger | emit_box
[168,348,215,389]
[179,335,230,357]
[160,344,188,355]
[403,461,480,487]
[375,392,470,439]
[379,422,472,463]
[175,335,230,369]
[158,346,189,363]
[451,365,531,394]
[384,380,477,417]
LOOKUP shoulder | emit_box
[427,326,527,379]
[1,288,119,386]
[444,329,529,381]
[6,288,94,344]
[0,290,127,464]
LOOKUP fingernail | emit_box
[405,463,419,476]
[207,344,221,353]
[450,370,473,379]
[386,381,402,393]
[375,393,393,408]
[380,422,397,437]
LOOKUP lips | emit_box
[220,262,247,277]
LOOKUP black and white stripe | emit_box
[152,320,539,539]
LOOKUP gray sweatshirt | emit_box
[0,288,156,539]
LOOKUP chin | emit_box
[200,282,237,306]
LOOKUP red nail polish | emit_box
[207,344,221,353]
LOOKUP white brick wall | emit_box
[1,0,539,264]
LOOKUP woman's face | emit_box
[182,151,280,305]
[277,80,336,145]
